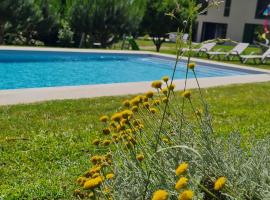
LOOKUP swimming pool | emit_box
[0,50,264,90]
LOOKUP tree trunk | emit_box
[153,37,164,52]
[0,21,5,45]
[156,43,161,52]
[101,37,107,48]
[79,32,86,48]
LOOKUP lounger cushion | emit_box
[207,52,227,55]
[240,55,262,59]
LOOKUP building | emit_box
[196,0,269,43]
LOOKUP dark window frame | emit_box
[255,0,270,19]
[197,0,208,15]
[201,22,228,42]
[243,23,265,43]
[224,0,232,17]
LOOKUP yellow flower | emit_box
[116,124,126,132]
[176,162,189,176]
[150,108,157,114]
[92,139,100,146]
[136,153,144,161]
[152,189,169,200]
[143,102,150,109]
[162,97,169,103]
[153,100,161,106]
[121,110,133,119]
[182,91,191,99]
[141,95,148,102]
[146,91,154,98]
[112,133,118,139]
[214,177,226,191]
[89,165,102,174]
[151,80,163,89]
[138,124,144,130]
[77,176,87,186]
[141,96,146,102]
[111,113,122,122]
[100,115,109,123]
[83,176,103,189]
[162,76,169,83]
[128,136,137,145]
[113,137,119,143]
[90,156,102,164]
[122,100,130,107]
[109,121,117,128]
[188,62,196,70]
[126,128,132,134]
[103,139,111,146]
[130,97,140,106]
[106,173,115,180]
[178,190,193,200]
[162,137,169,144]
[92,173,100,178]
[161,88,168,95]
[131,106,139,112]
[168,84,175,91]
[133,119,142,126]
[175,177,188,190]
[120,119,128,125]
[102,128,111,135]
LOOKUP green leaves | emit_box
[69,0,146,48]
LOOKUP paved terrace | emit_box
[0,46,270,105]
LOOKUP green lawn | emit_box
[131,39,270,70]
[1,82,270,199]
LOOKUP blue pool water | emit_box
[0,50,263,90]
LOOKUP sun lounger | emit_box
[206,43,249,60]
[180,42,216,55]
[240,47,270,64]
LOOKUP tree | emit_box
[32,0,60,46]
[0,0,40,44]
[69,0,93,48]
[70,0,146,48]
[140,0,189,52]
[8,2,43,45]
[0,0,12,44]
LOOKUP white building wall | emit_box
[196,0,265,42]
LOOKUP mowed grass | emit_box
[133,39,270,70]
[1,82,270,199]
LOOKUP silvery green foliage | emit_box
[110,98,270,199]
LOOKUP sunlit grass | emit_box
[0,82,269,199]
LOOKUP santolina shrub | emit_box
[73,73,270,199]
[74,1,270,199]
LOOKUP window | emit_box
[197,0,208,15]
[224,0,231,17]
[243,24,266,43]
[255,0,270,19]
[201,22,227,41]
